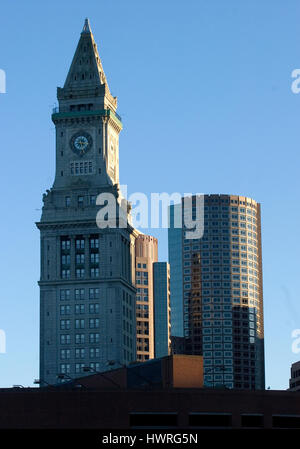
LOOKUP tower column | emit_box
[70,235,76,279]
[84,235,90,279]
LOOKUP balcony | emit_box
[52,106,122,124]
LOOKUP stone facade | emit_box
[135,234,158,361]
[37,19,137,386]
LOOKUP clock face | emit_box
[70,131,93,156]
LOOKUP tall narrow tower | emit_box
[37,19,137,385]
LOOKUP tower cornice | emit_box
[51,108,122,131]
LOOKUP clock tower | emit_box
[37,19,137,386]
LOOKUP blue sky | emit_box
[0,0,300,388]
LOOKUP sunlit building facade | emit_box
[135,234,158,362]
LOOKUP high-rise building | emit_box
[168,194,265,390]
[37,19,138,385]
[288,361,300,391]
[135,234,158,362]
[153,262,171,358]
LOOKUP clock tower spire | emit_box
[50,18,121,194]
[63,17,111,93]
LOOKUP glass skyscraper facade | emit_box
[168,204,184,337]
[153,262,171,358]
[168,194,265,390]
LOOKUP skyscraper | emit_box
[135,234,158,362]
[288,361,300,391]
[37,19,137,385]
[168,194,265,390]
[153,262,171,358]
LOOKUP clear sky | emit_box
[0,0,300,389]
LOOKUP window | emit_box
[75,304,85,314]
[60,305,71,315]
[60,364,71,374]
[65,196,71,207]
[75,363,85,374]
[61,239,71,251]
[89,288,99,299]
[75,288,85,300]
[60,349,71,360]
[76,268,85,279]
[91,268,99,278]
[75,334,85,344]
[90,253,99,264]
[75,319,85,329]
[89,333,100,343]
[75,348,85,359]
[90,195,96,205]
[90,237,99,249]
[129,413,178,428]
[89,318,100,329]
[78,196,84,207]
[61,254,70,265]
[90,362,100,371]
[60,289,70,301]
[60,334,71,345]
[272,415,300,429]
[76,254,85,265]
[60,320,70,330]
[76,239,85,250]
[71,161,93,175]
[189,413,232,428]
[89,348,100,358]
[89,303,99,314]
[62,269,70,279]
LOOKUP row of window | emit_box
[201,217,256,227]
[201,211,256,219]
[60,348,101,359]
[136,295,149,302]
[183,267,258,276]
[201,204,256,213]
[70,161,93,175]
[185,254,259,263]
[60,363,100,374]
[137,263,147,269]
[61,253,100,265]
[185,230,257,240]
[60,333,99,344]
[185,281,258,289]
[136,279,148,285]
[60,288,99,300]
[60,319,100,329]
[61,237,99,250]
[185,236,257,247]
[184,244,258,253]
[62,268,99,278]
[183,261,259,270]
[60,304,99,315]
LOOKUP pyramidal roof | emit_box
[63,18,110,91]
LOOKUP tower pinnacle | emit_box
[82,18,92,34]
[62,18,109,91]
